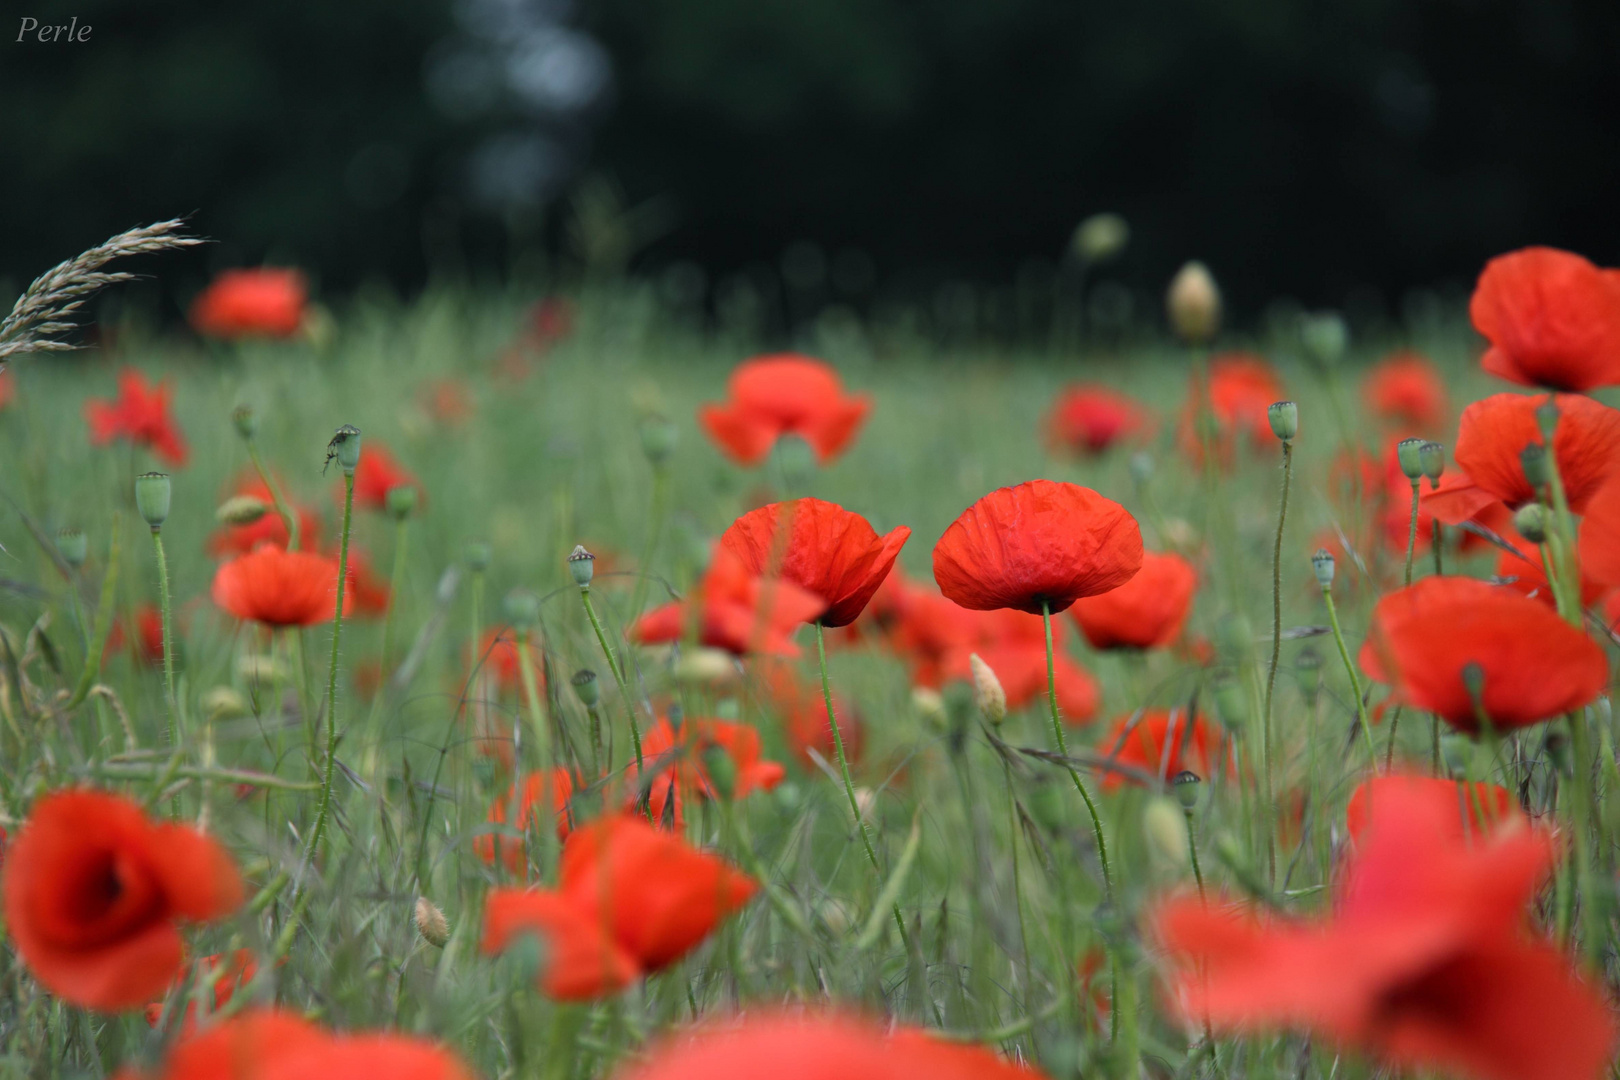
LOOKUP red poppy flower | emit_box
[1096,709,1227,791]
[348,441,420,512]
[1493,532,1608,609]
[1345,774,1521,843]
[933,479,1143,615]
[189,268,307,340]
[886,582,989,687]
[1151,783,1614,1080]
[132,1009,325,1080]
[212,546,348,627]
[718,498,910,627]
[143,949,258,1030]
[1178,352,1286,464]
[1580,479,1620,589]
[758,664,864,771]
[0,370,14,410]
[340,547,392,617]
[1470,246,1620,393]
[207,475,322,557]
[1358,577,1607,732]
[1046,385,1150,455]
[261,1037,475,1080]
[1425,393,1620,524]
[420,378,474,427]
[631,547,826,657]
[527,297,575,351]
[699,354,872,466]
[2,789,243,1012]
[476,768,577,872]
[627,717,785,825]
[940,610,1101,724]
[1070,550,1197,650]
[1364,350,1448,430]
[482,888,639,1000]
[133,603,165,664]
[84,369,188,467]
[153,1013,474,1080]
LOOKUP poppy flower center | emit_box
[48,848,164,948]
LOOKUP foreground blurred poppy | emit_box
[212,546,348,627]
[1097,709,1226,791]
[1580,479,1620,589]
[207,475,322,557]
[1426,393,1620,523]
[143,949,257,1030]
[1345,774,1521,843]
[476,768,576,872]
[699,354,871,466]
[1470,246,1620,393]
[1178,352,1285,464]
[482,888,639,999]
[189,268,308,340]
[719,498,909,627]
[84,368,188,467]
[1151,782,1614,1080]
[3,789,242,1012]
[1070,549,1197,650]
[933,480,1142,615]
[631,547,826,657]
[1045,385,1150,455]
[1363,350,1448,430]
[1358,577,1607,732]
[348,441,420,512]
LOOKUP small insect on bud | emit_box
[1311,548,1336,589]
[567,545,596,588]
[1513,503,1548,544]
[135,472,171,529]
[1143,797,1190,870]
[325,424,362,475]
[570,668,600,708]
[1172,769,1202,811]
[1166,261,1221,345]
[463,540,491,573]
[1300,312,1348,368]
[414,897,450,948]
[1267,401,1298,443]
[385,485,418,521]
[1519,443,1550,490]
[56,528,87,568]
[1072,212,1130,264]
[1295,648,1322,704]
[1129,451,1154,486]
[215,494,270,526]
[638,415,678,466]
[1419,441,1445,486]
[1535,398,1561,442]
[1396,437,1426,481]
[968,652,1007,725]
[700,743,739,802]
[232,404,258,440]
[502,589,539,630]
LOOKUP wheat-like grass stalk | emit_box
[0,218,204,366]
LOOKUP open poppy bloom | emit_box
[625,716,785,826]
[1151,782,1615,1080]
[207,474,322,557]
[933,480,1143,615]
[84,368,188,467]
[1177,352,1286,464]
[1364,350,1448,430]
[347,440,420,512]
[2,789,243,1012]
[1358,577,1607,733]
[1470,246,1620,393]
[143,949,258,1030]
[1045,385,1151,455]
[1424,393,1620,524]
[475,768,577,872]
[1579,479,1620,589]
[1345,774,1521,843]
[482,889,640,1000]
[212,546,348,627]
[189,268,308,340]
[940,610,1101,723]
[631,547,826,657]
[698,354,871,466]
[885,580,989,687]
[1070,550,1197,650]
[718,498,910,627]
[1096,709,1227,791]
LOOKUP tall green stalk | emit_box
[309,459,356,864]
[579,580,642,771]
[1262,434,1293,818]
[151,528,179,819]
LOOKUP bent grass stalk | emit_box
[1320,582,1376,766]
[307,468,355,866]
[579,584,642,772]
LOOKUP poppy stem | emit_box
[1402,480,1421,587]
[151,526,181,820]
[1431,519,1443,576]
[1040,603,1114,899]
[515,629,558,881]
[1320,584,1376,767]
[1263,439,1292,838]
[308,469,354,866]
[579,585,643,773]
[244,437,301,552]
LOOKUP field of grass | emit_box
[0,275,1613,1080]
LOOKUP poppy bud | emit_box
[571,668,600,708]
[911,687,947,731]
[1300,312,1348,368]
[639,415,678,466]
[1396,438,1426,481]
[1143,797,1190,869]
[135,472,171,529]
[1535,398,1561,442]
[1172,769,1202,810]
[232,404,258,440]
[414,897,450,948]
[968,652,1007,725]
[1267,401,1298,443]
[328,424,362,475]
[1419,441,1445,486]
[1513,503,1547,544]
[201,686,249,721]
[56,527,87,568]
[774,433,816,488]
[1311,548,1336,588]
[385,485,417,520]
[1073,213,1130,263]
[1129,451,1154,486]
[701,743,738,802]
[1295,648,1322,704]
[567,545,595,588]
[1166,261,1221,344]
[1519,443,1550,489]
[503,589,539,630]
[1211,671,1247,730]
[215,494,270,526]
[673,648,740,687]
[463,541,491,573]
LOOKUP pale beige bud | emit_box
[853,787,877,822]
[1143,796,1191,871]
[1166,261,1221,344]
[911,687,947,730]
[968,652,1007,724]
[672,647,741,687]
[201,686,249,722]
[236,654,288,683]
[215,494,271,527]
[1073,213,1130,263]
[414,897,450,948]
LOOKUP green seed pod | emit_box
[1143,797,1190,870]
[1536,398,1561,442]
[503,588,539,630]
[1513,503,1547,544]
[1295,648,1322,704]
[639,415,678,466]
[1172,769,1202,810]
[1215,612,1254,661]
[700,743,738,802]
[1419,441,1445,485]
[1300,311,1348,368]
[1396,437,1426,481]
[1461,661,1486,704]
[1311,548,1336,589]
[56,527,87,568]
[463,540,491,573]
[1519,443,1550,489]
[385,485,418,520]
[1267,400,1298,443]
[571,668,600,708]
[135,472,171,528]
[232,404,258,440]
[1128,451,1154,486]
[567,545,596,588]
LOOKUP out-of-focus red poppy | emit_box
[482,888,640,1000]
[142,949,258,1030]
[1364,350,1448,430]
[1470,246,1620,393]
[189,268,308,340]
[476,768,577,872]
[940,610,1101,724]
[132,603,165,664]
[631,547,826,657]
[528,297,575,351]
[1580,479,1620,589]
[1096,709,1226,791]
[1070,550,1197,650]
[1358,577,1607,733]
[933,480,1143,615]
[347,441,420,512]
[2,789,242,1012]
[340,547,392,617]
[1178,353,1285,465]
[718,498,910,627]
[1045,385,1151,455]
[833,563,912,647]
[0,370,14,410]
[628,717,785,824]
[420,378,474,427]
[1493,531,1608,610]
[758,664,864,770]
[469,627,546,699]
[129,1009,324,1080]
[84,369,188,467]
[1151,783,1614,1080]
[207,475,323,558]
[886,581,988,687]
[212,546,348,627]
[699,354,871,466]
[1426,393,1620,524]
[1345,774,1521,843]
[147,1010,476,1080]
